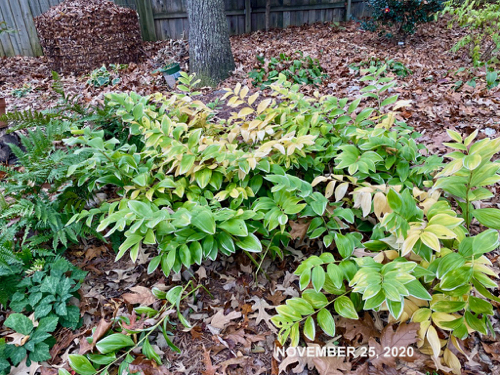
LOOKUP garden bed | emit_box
[1,16,500,375]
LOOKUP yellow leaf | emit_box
[431,312,459,330]
[238,107,254,117]
[359,192,371,217]
[248,92,259,105]
[444,348,461,375]
[428,214,463,228]
[373,192,389,220]
[312,176,329,187]
[424,224,457,239]
[239,86,249,99]
[234,82,241,96]
[325,181,336,199]
[420,232,441,252]
[257,99,272,114]
[426,325,441,357]
[393,100,412,111]
[402,233,420,256]
[335,182,349,201]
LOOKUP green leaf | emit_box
[37,315,59,333]
[191,210,216,234]
[128,200,153,217]
[327,263,344,289]
[68,354,97,375]
[95,333,135,354]
[317,309,336,337]
[142,338,162,365]
[335,233,354,259]
[29,342,51,362]
[179,154,196,174]
[312,266,325,292]
[4,313,33,335]
[472,208,500,230]
[432,301,467,313]
[218,219,248,237]
[302,290,329,309]
[304,316,316,341]
[334,296,359,319]
[235,233,262,253]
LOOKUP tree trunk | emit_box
[186,0,235,87]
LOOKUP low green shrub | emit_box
[87,64,127,88]
[248,51,328,88]
[442,0,500,66]
[0,258,86,374]
[349,57,413,77]
[361,0,445,38]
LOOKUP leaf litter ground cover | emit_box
[1,17,500,375]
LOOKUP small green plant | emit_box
[0,21,15,35]
[0,258,86,375]
[1,314,58,373]
[87,64,127,88]
[248,51,329,88]
[9,257,86,329]
[11,84,33,98]
[442,0,500,66]
[361,0,445,37]
[66,283,200,375]
[349,58,413,77]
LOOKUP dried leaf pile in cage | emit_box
[35,0,142,75]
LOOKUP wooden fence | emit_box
[0,0,369,57]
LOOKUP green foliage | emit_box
[272,128,500,371]
[361,0,445,37]
[11,84,33,98]
[0,258,85,374]
[86,64,127,88]
[248,51,328,88]
[66,68,440,280]
[9,257,86,329]
[0,21,15,35]
[0,314,57,373]
[349,57,413,77]
[443,0,500,66]
[68,283,198,375]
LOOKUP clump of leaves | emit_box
[272,129,500,374]
[0,258,86,375]
[349,57,413,77]
[0,314,58,374]
[0,21,15,35]
[11,84,33,98]
[361,0,445,38]
[66,283,199,375]
[9,257,86,329]
[442,0,500,66]
[248,51,328,88]
[87,64,127,88]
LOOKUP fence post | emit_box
[136,0,156,41]
[345,0,352,21]
[245,0,252,33]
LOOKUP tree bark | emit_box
[186,0,235,87]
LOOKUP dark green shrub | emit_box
[361,0,445,37]
[248,51,328,88]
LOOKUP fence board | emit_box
[1,0,368,57]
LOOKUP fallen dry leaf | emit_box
[79,318,112,355]
[207,309,242,330]
[368,323,419,370]
[202,345,219,375]
[312,355,352,375]
[122,285,156,306]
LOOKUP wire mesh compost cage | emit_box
[35,0,142,74]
